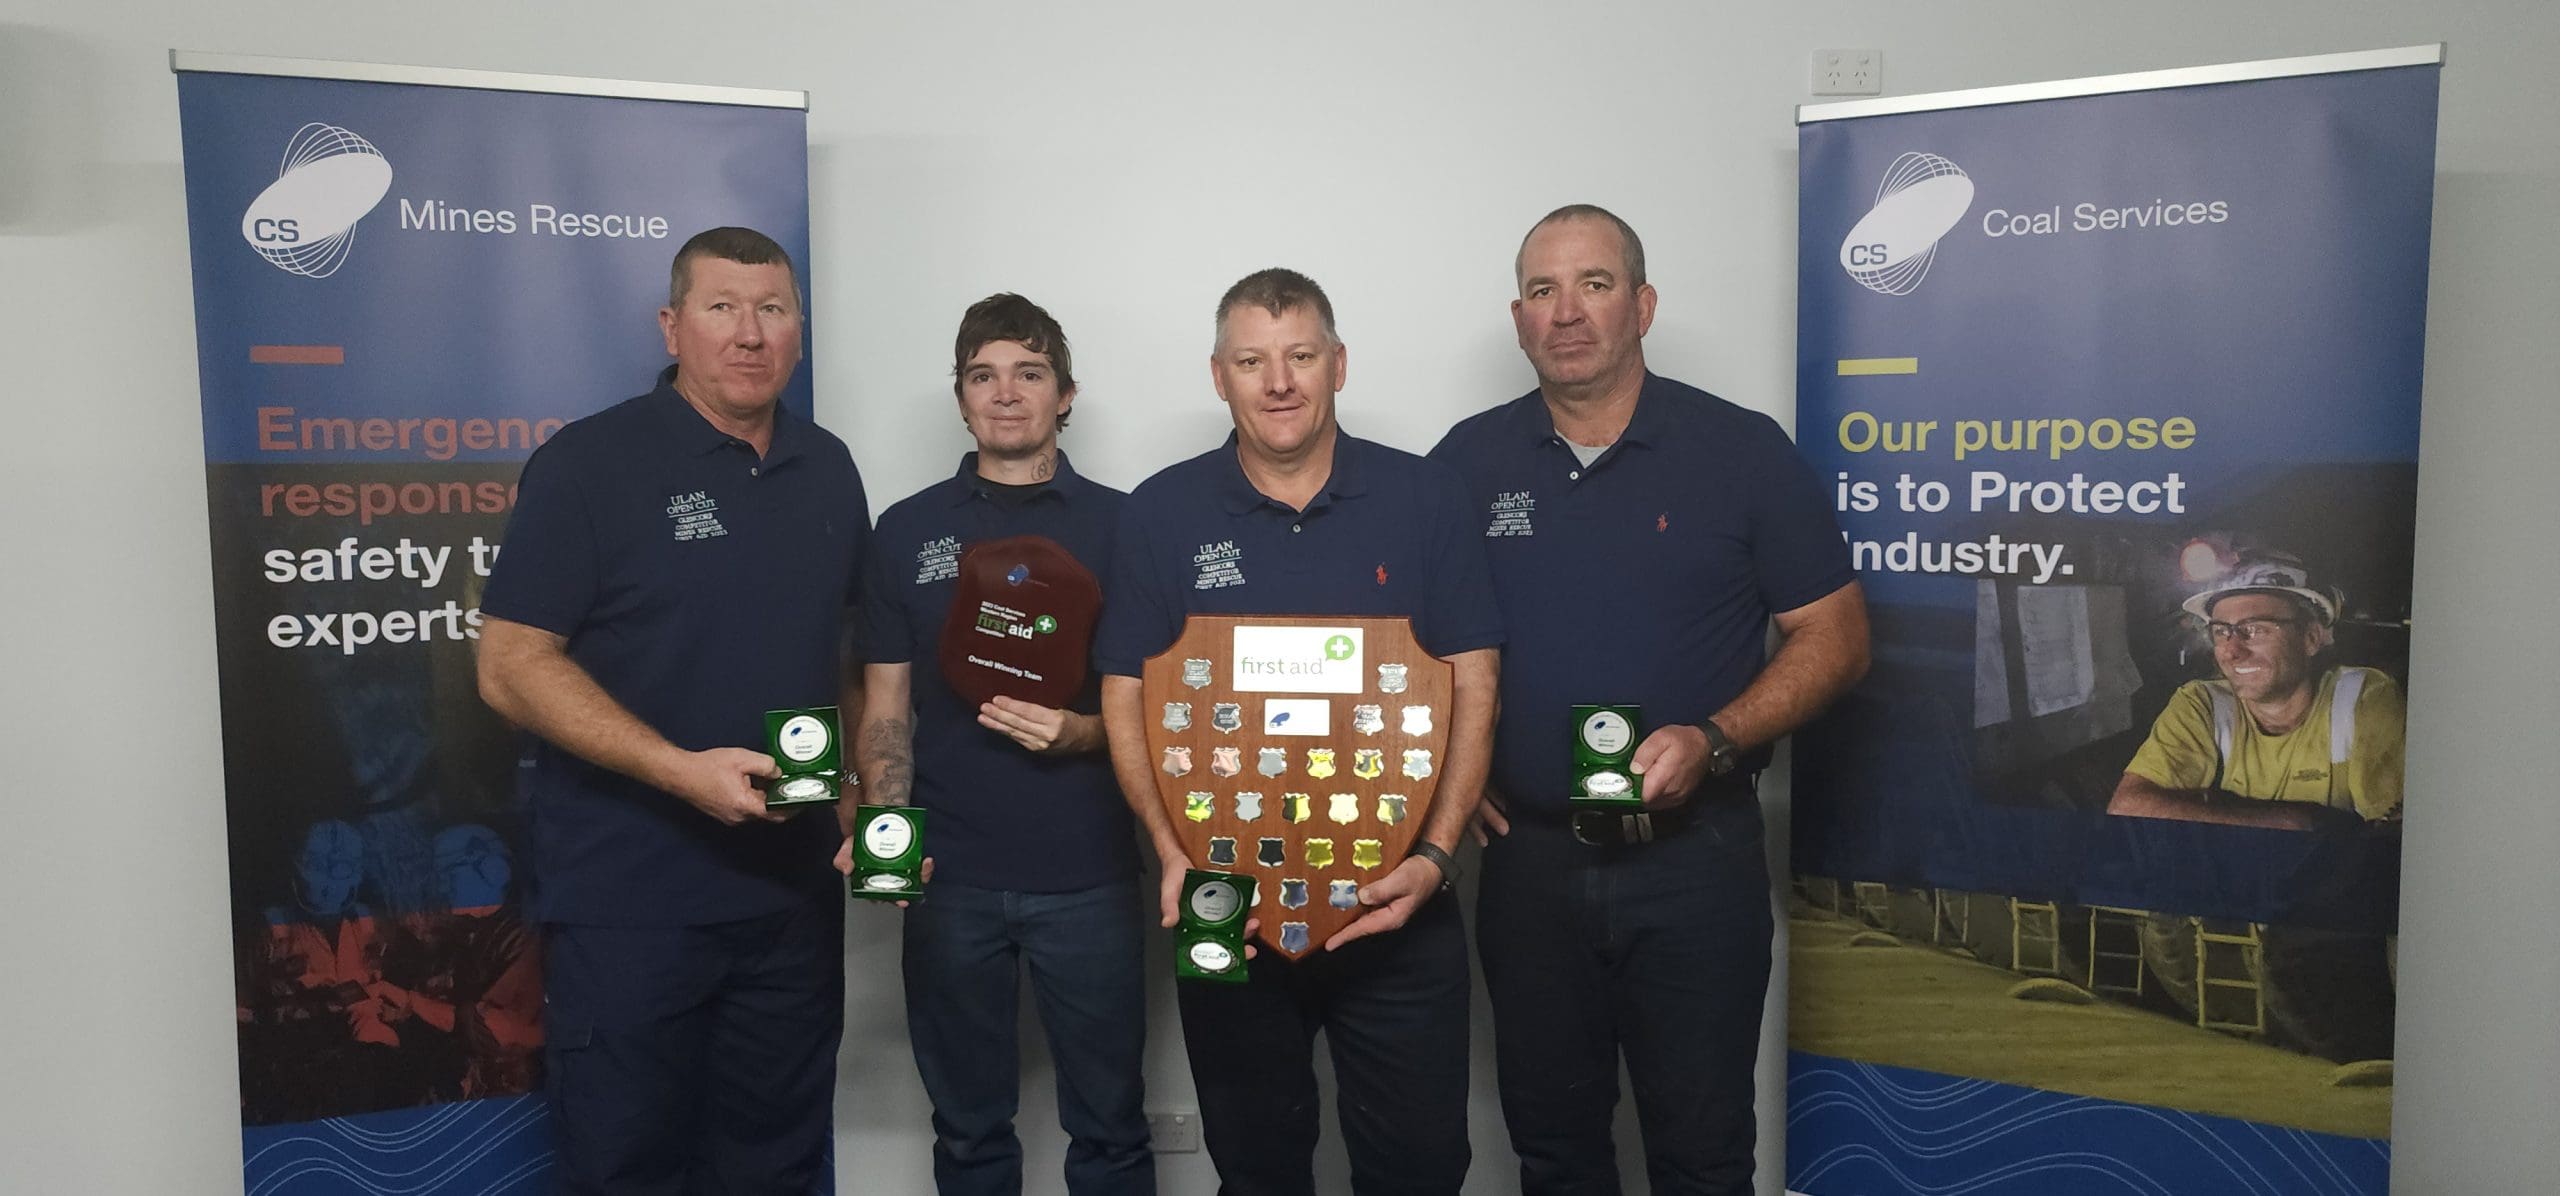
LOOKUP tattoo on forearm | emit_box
[866,717,915,806]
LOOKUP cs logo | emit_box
[1839,151,1973,296]
[239,123,393,278]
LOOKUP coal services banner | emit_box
[174,57,808,1193]
[1787,49,2438,1196]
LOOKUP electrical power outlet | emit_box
[1812,48,1883,96]
[1146,1110,1202,1153]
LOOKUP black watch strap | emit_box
[1408,840,1461,891]
[1700,718,1739,777]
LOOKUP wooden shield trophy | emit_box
[938,535,1102,709]
[1141,616,1452,959]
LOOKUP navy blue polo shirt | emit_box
[1428,373,1854,818]
[1096,430,1505,677]
[855,452,1135,893]
[482,366,869,926]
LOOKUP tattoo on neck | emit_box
[865,717,915,806]
[1032,452,1054,482]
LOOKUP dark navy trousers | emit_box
[1176,893,1472,1196]
[543,896,845,1195]
[1477,796,1775,1196]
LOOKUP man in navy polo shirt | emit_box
[1096,268,1503,1195]
[845,293,1151,1195]
[1430,205,1870,1196]
[477,226,867,1194]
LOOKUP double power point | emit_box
[1813,48,1884,96]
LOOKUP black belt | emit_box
[1570,805,1692,846]
[1565,776,1755,847]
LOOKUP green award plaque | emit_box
[764,706,845,809]
[1175,869,1254,983]
[848,805,927,901]
[1570,704,1642,811]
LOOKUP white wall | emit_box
[3,2,2554,1192]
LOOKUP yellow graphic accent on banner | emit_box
[1838,357,1919,375]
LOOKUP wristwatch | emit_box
[1408,841,1461,892]
[1700,718,1740,778]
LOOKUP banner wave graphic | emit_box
[243,1094,551,1195]
[1787,1054,2387,1195]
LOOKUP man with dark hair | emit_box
[848,293,1152,1194]
[1096,268,1504,1194]
[668,224,803,307]
[1431,205,1870,1195]
[2112,551,2405,828]
[478,225,866,1193]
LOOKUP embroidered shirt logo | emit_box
[1656,512,1669,533]
[1193,540,1245,590]
[1375,563,1389,586]
[665,491,727,541]
[1487,490,1535,538]
[914,535,961,584]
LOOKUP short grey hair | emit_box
[1516,204,1647,290]
[1214,267,1338,348]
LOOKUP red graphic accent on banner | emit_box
[251,344,346,365]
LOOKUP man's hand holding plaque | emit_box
[658,746,786,826]
[977,695,1105,756]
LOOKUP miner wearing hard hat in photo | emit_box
[2110,551,2405,830]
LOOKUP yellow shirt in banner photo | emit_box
[2125,666,2406,821]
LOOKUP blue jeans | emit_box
[543,897,845,1196]
[902,878,1154,1196]
[1176,893,1472,1195]
[1477,796,1775,1196]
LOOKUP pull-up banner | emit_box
[1788,47,2438,1195]
[174,53,809,1193]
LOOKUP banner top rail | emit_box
[169,50,807,111]
[1796,43,2441,124]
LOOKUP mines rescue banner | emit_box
[174,54,809,1193]
[1787,48,2438,1196]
